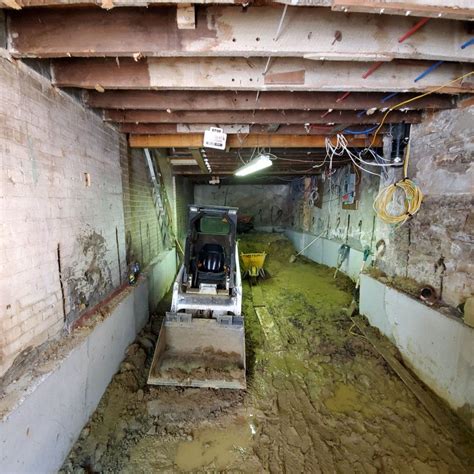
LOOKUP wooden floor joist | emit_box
[120,123,390,135]
[332,0,474,21]
[106,109,422,125]
[8,7,473,63]
[129,133,383,148]
[52,58,474,93]
[86,90,455,112]
[3,0,473,22]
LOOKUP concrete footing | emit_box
[0,249,177,473]
[360,274,474,426]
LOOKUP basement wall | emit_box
[120,149,190,308]
[0,56,127,377]
[194,184,290,228]
[288,107,473,309]
[377,107,473,308]
[121,148,169,269]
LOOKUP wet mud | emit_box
[62,233,474,473]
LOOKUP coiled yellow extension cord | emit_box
[373,143,423,225]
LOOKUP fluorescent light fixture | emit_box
[170,159,198,166]
[234,154,273,177]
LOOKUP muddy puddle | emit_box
[62,233,474,473]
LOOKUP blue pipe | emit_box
[381,92,399,103]
[414,60,445,82]
[343,125,379,135]
[460,38,474,49]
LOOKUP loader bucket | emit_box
[148,314,246,389]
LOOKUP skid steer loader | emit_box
[148,205,246,389]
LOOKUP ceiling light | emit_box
[234,154,273,177]
[170,159,198,166]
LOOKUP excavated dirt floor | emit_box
[61,233,474,473]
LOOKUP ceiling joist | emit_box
[3,0,473,22]
[85,90,455,111]
[52,58,474,93]
[331,0,474,21]
[120,123,390,135]
[8,7,473,63]
[105,109,422,124]
[129,133,383,148]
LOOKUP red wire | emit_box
[398,18,430,43]
[336,91,351,103]
[362,61,384,79]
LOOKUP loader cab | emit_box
[182,205,238,294]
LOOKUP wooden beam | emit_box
[105,109,422,124]
[2,0,247,6]
[190,148,209,174]
[8,7,473,63]
[332,0,474,21]
[86,90,454,111]
[120,123,390,135]
[52,58,474,93]
[129,133,383,148]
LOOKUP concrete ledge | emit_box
[360,274,474,424]
[0,280,148,473]
[147,248,177,310]
[285,229,371,280]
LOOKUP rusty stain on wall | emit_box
[66,228,113,326]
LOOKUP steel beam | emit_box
[52,58,474,93]
[8,7,473,63]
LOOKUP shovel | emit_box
[289,229,326,263]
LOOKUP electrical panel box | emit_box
[342,172,359,210]
[342,173,356,205]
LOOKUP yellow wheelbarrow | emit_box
[240,252,267,283]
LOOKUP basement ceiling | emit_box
[1,0,473,180]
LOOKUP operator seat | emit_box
[199,243,225,273]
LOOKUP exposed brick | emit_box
[0,58,126,376]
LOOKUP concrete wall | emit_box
[360,274,474,426]
[0,279,150,474]
[288,107,473,309]
[175,175,194,241]
[194,184,290,228]
[285,229,371,280]
[289,171,379,253]
[147,248,177,310]
[0,56,126,377]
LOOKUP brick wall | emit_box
[0,58,126,377]
[121,148,170,269]
[120,149,193,268]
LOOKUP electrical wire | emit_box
[373,142,423,225]
[369,71,474,148]
[343,125,378,135]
